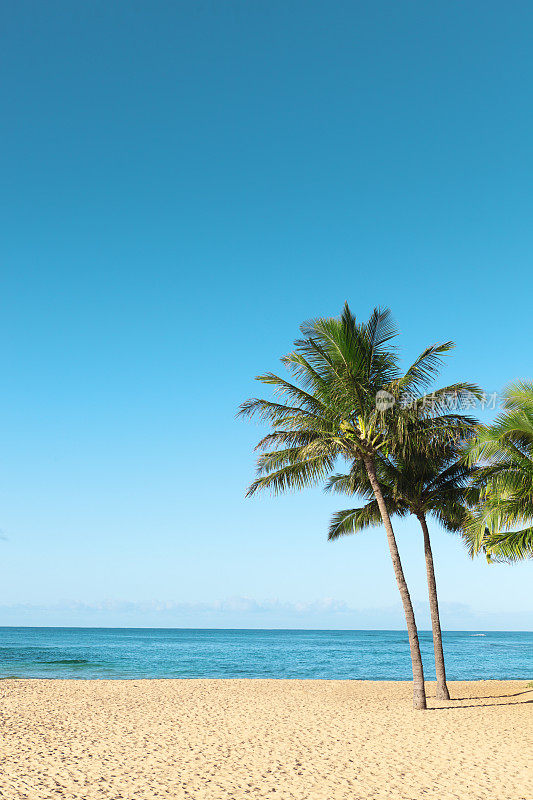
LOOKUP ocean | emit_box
[0,627,531,680]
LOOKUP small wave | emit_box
[471,634,486,637]
[42,659,91,665]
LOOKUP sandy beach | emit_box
[0,679,531,800]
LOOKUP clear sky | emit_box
[1,1,531,629]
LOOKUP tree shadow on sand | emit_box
[429,692,533,710]
[452,688,532,701]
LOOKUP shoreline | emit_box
[1,675,532,681]
[2,679,531,799]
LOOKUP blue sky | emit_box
[0,1,531,628]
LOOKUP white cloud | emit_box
[0,596,530,630]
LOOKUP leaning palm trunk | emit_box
[417,513,450,701]
[364,456,427,710]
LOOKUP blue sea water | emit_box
[0,628,531,680]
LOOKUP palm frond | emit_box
[400,342,455,394]
[328,502,384,540]
[246,456,335,497]
[482,527,533,562]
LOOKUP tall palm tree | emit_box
[465,381,533,562]
[239,303,478,709]
[327,433,478,701]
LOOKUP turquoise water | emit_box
[0,628,531,680]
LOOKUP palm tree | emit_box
[239,303,478,709]
[327,431,478,701]
[465,381,533,562]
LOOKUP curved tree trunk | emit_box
[417,513,450,701]
[363,455,427,710]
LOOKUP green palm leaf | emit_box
[463,381,533,562]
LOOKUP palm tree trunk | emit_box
[363,455,427,710]
[417,513,450,701]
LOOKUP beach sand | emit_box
[0,679,531,800]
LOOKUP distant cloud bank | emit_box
[0,597,530,630]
